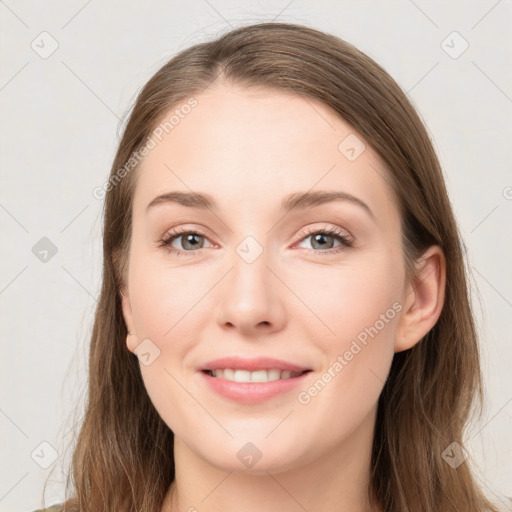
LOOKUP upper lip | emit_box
[200,356,311,373]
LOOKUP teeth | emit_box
[209,368,303,382]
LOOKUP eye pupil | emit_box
[311,233,334,250]
[183,233,202,250]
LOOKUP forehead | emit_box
[132,83,399,230]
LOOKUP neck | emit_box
[162,405,382,512]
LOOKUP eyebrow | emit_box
[146,190,375,220]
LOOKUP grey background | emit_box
[0,1,511,511]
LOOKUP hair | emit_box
[51,21,504,512]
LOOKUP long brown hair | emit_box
[50,22,503,512]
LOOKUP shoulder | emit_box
[32,504,64,512]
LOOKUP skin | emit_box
[120,82,446,512]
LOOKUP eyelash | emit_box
[158,226,353,258]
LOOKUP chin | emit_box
[195,436,314,476]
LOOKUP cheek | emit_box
[294,252,400,402]
[293,279,398,445]
[127,259,206,431]
[292,249,402,344]
[129,247,199,338]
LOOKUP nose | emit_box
[215,243,286,336]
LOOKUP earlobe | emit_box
[395,245,446,353]
[120,285,136,352]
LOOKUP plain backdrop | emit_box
[1,1,511,511]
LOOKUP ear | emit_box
[395,245,446,353]
[120,284,137,353]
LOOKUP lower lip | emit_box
[199,370,311,405]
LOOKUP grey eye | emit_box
[175,233,206,251]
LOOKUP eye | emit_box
[159,225,353,257]
[295,226,353,255]
[159,228,213,257]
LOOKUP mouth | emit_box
[201,368,311,383]
[198,356,313,404]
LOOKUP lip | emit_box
[199,369,311,405]
[198,356,313,404]
[200,356,311,373]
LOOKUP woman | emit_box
[35,21,504,512]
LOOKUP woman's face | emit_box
[121,83,410,474]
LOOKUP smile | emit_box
[204,368,308,382]
[199,369,312,405]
